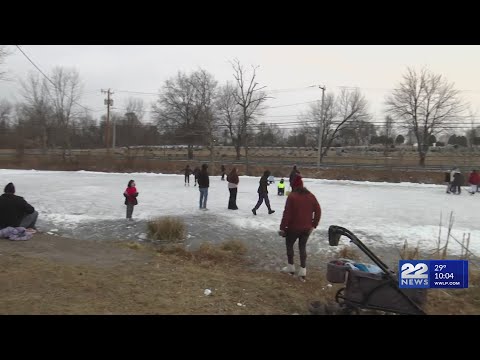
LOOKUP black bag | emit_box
[123,193,138,205]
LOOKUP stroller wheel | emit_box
[335,287,346,305]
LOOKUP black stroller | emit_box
[326,225,427,315]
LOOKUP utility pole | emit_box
[317,85,326,168]
[101,89,114,149]
[112,112,116,150]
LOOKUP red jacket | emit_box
[469,172,480,185]
[280,189,321,232]
[124,186,138,205]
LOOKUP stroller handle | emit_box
[328,225,394,279]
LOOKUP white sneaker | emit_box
[281,264,295,275]
[298,267,307,282]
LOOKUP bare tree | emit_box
[0,99,12,124]
[0,99,14,148]
[0,46,9,81]
[385,67,467,166]
[465,108,478,148]
[190,69,218,167]
[18,72,54,150]
[301,89,370,160]
[152,69,217,160]
[254,122,284,146]
[231,59,269,174]
[338,120,377,146]
[124,97,145,121]
[383,115,395,154]
[46,67,84,150]
[216,82,243,159]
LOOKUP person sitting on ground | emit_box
[0,182,38,230]
[278,178,286,196]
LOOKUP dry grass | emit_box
[0,245,334,315]
[394,237,480,315]
[337,246,360,260]
[1,232,479,315]
[147,216,186,242]
[125,242,146,250]
[155,240,248,267]
[424,283,480,315]
[219,240,248,255]
[398,240,420,260]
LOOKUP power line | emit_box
[15,45,100,113]
[266,100,319,109]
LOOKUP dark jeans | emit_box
[126,204,135,218]
[278,188,285,196]
[253,193,271,211]
[285,230,311,268]
[20,211,38,229]
[228,188,238,209]
[185,174,190,184]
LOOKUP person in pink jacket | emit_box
[123,180,139,219]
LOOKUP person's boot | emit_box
[281,263,295,276]
[298,267,307,282]
[252,208,257,215]
[268,209,275,214]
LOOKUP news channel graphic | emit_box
[398,260,469,289]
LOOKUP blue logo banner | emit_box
[399,260,468,289]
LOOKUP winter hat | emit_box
[4,182,15,194]
[292,175,303,189]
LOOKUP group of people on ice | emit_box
[445,168,480,195]
[175,163,320,282]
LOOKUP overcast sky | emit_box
[1,45,480,129]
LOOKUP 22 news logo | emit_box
[399,261,429,288]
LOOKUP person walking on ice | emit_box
[279,175,321,282]
[251,170,275,215]
[289,165,300,191]
[184,165,192,186]
[193,166,200,186]
[227,167,239,210]
[197,164,210,210]
[220,165,226,181]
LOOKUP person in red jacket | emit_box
[468,169,480,195]
[279,175,321,282]
[123,179,139,220]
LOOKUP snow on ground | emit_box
[1,169,479,261]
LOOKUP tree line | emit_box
[1,46,479,168]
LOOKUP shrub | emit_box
[147,216,186,242]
